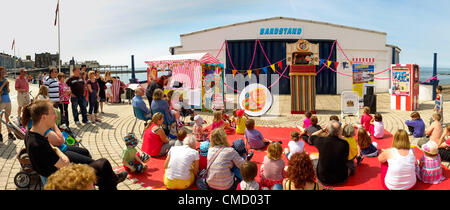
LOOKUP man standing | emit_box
[44,67,60,104]
[66,67,89,125]
[309,120,350,186]
[15,68,31,117]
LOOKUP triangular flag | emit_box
[350,61,353,67]
[342,62,348,69]
[232,70,237,78]
[335,62,340,69]
[270,64,276,73]
[278,61,283,70]
[247,70,252,79]
[327,61,332,68]
[319,59,324,66]
[255,69,260,77]
[262,67,268,74]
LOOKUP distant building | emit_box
[35,52,60,68]
[83,60,100,68]
[0,53,17,69]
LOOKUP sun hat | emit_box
[421,140,438,155]
[236,109,245,117]
[199,141,210,157]
[194,115,204,126]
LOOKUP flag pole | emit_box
[57,0,61,72]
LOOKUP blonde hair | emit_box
[210,128,229,147]
[267,142,282,160]
[433,113,442,122]
[44,164,96,190]
[363,107,370,114]
[213,111,223,123]
[145,112,164,130]
[88,71,95,79]
[36,85,49,99]
[342,124,355,138]
[392,129,411,150]
[57,72,66,81]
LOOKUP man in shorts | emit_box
[15,68,31,118]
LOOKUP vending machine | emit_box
[391,64,420,111]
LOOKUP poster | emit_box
[238,84,273,117]
[391,66,411,96]
[341,91,360,118]
[353,64,375,107]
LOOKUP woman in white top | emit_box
[163,136,199,190]
[378,129,417,190]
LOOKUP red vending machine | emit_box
[390,64,420,111]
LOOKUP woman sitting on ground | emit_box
[141,112,176,157]
[437,125,450,162]
[378,129,416,190]
[283,152,325,190]
[206,128,245,190]
[163,136,199,190]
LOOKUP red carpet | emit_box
[115,126,450,190]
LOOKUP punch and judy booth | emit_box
[145,53,225,111]
[390,64,420,111]
[287,40,320,114]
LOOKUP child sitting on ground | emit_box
[235,109,249,135]
[356,128,378,165]
[302,112,312,131]
[302,116,322,145]
[174,129,187,146]
[198,141,210,172]
[231,139,253,182]
[420,113,443,148]
[244,119,272,150]
[405,111,426,138]
[360,107,373,134]
[284,131,305,160]
[122,133,150,173]
[416,140,445,184]
[211,111,235,134]
[370,113,384,139]
[193,115,208,142]
[230,109,238,128]
[342,124,358,176]
[237,161,261,190]
[260,142,286,189]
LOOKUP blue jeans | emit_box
[88,92,99,115]
[231,166,242,182]
[71,96,88,123]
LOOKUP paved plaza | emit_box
[0,79,448,190]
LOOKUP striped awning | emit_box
[145,52,221,65]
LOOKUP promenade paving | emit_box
[0,79,448,190]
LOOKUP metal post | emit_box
[130,55,137,83]
[433,53,438,100]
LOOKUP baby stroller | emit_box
[0,109,38,188]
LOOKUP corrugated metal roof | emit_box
[180,16,387,37]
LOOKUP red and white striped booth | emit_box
[390,64,420,111]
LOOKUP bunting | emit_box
[270,64,276,73]
[262,67,268,74]
[327,61,332,68]
[277,61,282,70]
[247,70,252,79]
[335,62,340,69]
[232,70,237,78]
[255,69,260,77]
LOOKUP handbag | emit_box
[196,147,225,190]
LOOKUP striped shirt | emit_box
[206,146,245,190]
[416,154,446,184]
[44,76,60,103]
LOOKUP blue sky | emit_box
[1,0,449,68]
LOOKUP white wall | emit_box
[174,17,394,94]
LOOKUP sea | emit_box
[115,67,450,85]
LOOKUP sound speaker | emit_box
[366,86,374,96]
[364,95,377,114]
